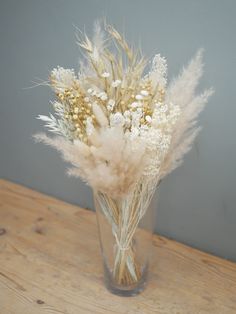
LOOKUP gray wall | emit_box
[0,0,235,261]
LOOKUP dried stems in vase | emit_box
[95,177,158,286]
[34,20,213,294]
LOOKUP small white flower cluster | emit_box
[87,88,111,102]
[110,112,125,127]
[146,54,167,89]
[152,102,181,131]
[51,67,76,92]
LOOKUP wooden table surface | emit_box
[0,179,236,314]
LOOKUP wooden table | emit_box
[0,179,236,314]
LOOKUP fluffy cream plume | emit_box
[160,50,214,178]
[91,20,106,61]
[167,49,204,107]
[92,102,108,127]
[34,126,146,198]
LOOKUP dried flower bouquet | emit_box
[35,22,213,292]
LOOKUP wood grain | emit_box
[0,179,235,314]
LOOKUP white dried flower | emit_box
[110,112,125,127]
[124,117,131,127]
[136,108,143,114]
[135,94,143,100]
[140,90,149,96]
[101,72,110,78]
[107,99,115,111]
[101,94,108,101]
[160,104,168,112]
[145,115,152,123]
[124,110,131,117]
[131,102,139,108]
[97,92,107,101]
[111,80,121,87]
[129,127,139,140]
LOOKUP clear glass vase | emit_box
[94,183,158,296]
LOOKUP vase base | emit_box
[103,263,148,297]
[105,281,147,297]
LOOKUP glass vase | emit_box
[94,183,158,296]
